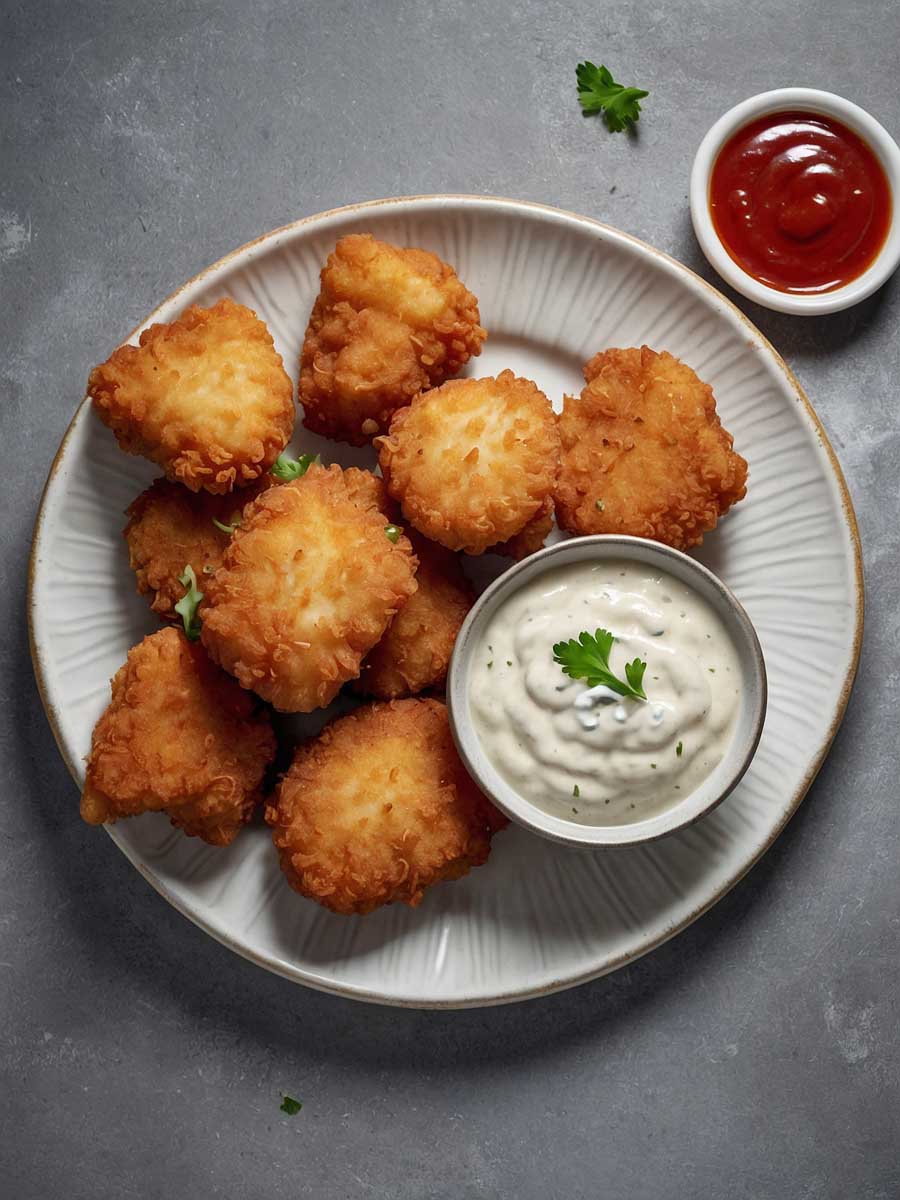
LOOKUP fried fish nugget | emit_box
[340,465,398,520]
[200,464,417,712]
[555,347,748,549]
[266,698,505,914]
[300,234,486,445]
[493,496,555,560]
[81,627,276,846]
[353,532,473,698]
[89,298,294,493]
[124,476,276,622]
[378,371,560,555]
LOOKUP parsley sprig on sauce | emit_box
[576,62,649,133]
[552,628,648,701]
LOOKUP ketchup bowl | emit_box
[691,88,900,314]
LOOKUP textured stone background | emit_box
[2,2,899,1196]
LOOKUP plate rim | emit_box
[26,193,865,1008]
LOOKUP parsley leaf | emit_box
[552,628,648,702]
[576,62,649,133]
[279,1095,303,1115]
[174,565,203,641]
[271,452,319,482]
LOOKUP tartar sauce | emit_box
[468,560,741,825]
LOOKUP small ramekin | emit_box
[447,536,767,848]
[690,88,900,315]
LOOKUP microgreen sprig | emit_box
[174,564,203,641]
[212,516,240,535]
[271,452,319,482]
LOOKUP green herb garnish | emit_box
[212,516,240,535]
[552,627,648,701]
[279,1095,302,1115]
[271,452,319,482]
[384,524,402,543]
[576,62,649,132]
[174,565,203,641]
[573,785,580,798]
[676,741,683,757]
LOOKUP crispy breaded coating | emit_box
[554,346,748,549]
[378,371,561,555]
[493,496,556,560]
[200,464,417,712]
[89,298,294,493]
[299,234,486,445]
[340,466,398,520]
[266,698,505,914]
[80,627,276,846]
[124,476,276,622]
[353,532,473,698]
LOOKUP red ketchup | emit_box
[709,111,892,294]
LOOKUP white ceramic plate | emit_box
[29,196,862,1008]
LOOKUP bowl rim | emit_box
[447,535,768,848]
[689,87,900,315]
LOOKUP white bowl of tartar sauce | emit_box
[447,536,767,847]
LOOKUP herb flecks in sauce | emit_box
[468,560,742,824]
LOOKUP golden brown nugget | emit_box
[89,298,294,493]
[124,476,276,622]
[554,346,747,549]
[200,464,417,712]
[81,627,276,846]
[266,698,505,914]
[299,234,486,445]
[353,532,473,698]
[340,465,398,520]
[493,496,555,560]
[378,371,560,555]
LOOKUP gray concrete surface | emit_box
[2,2,899,1196]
